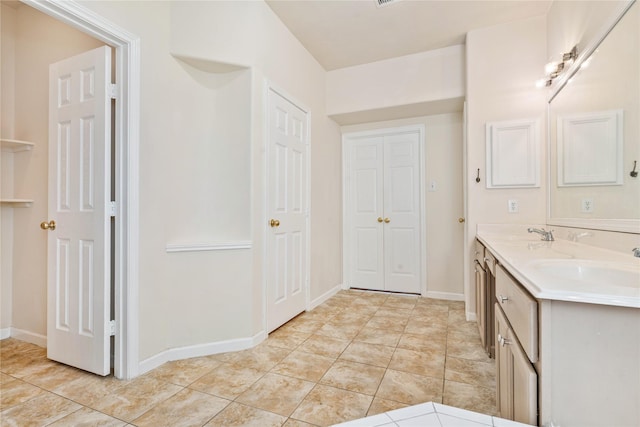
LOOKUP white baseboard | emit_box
[10,328,47,348]
[0,328,10,340]
[466,311,478,322]
[138,330,267,375]
[308,283,343,311]
[424,291,465,301]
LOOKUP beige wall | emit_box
[465,15,548,313]
[78,0,342,362]
[0,3,103,337]
[326,45,465,116]
[341,113,465,298]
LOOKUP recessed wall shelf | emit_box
[0,199,34,208]
[1,138,35,152]
[1,138,35,207]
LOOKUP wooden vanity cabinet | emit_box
[495,265,538,426]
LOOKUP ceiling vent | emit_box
[376,0,401,8]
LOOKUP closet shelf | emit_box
[0,199,34,208]
[1,139,35,152]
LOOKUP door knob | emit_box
[377,217,383,223]
[458,217,465,223]
[269,219,280,228]
[40,220,56,231]
[384,218,390,223]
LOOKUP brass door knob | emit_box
[458,217,465,223]
[384,218,390,223]
[269,219,280,228]
[377,217,383,223]
[40,220,56,231]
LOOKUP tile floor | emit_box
[0,290,496,426]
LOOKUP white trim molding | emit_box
[166,241,252,253]
[138,331,267,375]
[425,291,465,301]
[0,328,10,340]
[22,0,140,380]
[309,284,343,311]
[9,328,47,348]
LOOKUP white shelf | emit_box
[1,138,35,152]
[0,199,34,208]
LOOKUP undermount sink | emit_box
[529,259,640,289]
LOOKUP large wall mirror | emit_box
[548,1,639,233]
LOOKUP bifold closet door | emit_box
[382,133,421,293]
[346,130,421,294]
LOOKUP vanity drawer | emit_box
[496,265,538,363]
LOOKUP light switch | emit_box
[429,181,437,192]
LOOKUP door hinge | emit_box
[109,201,117,217]
[109,84,118,99]
[109,320,116,336]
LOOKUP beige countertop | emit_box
[476,224,640,309]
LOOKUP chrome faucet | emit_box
[527,227,554,241]
[632,248,640,258]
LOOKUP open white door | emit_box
[266,88,309,333]
[46,46,111,376]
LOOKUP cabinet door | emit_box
[511,329,538,425]
[495,305,513,420]
[475,261,486,350]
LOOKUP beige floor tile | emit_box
[315,322,362,341]
[0,352,59,378]
[404,318,448,336]
[266,329,312,350]
[397,333,446,353]
[0,378,44,410]
[283,418,319,427]
[373,307,412,320]
[353,328,402,347]
[189,364,265,400]
[445,357,496,389]
[339,342,395,368]
[205,402,287,427]
[280,316,325,334]
[366,397,408,416]
[446,331,492,362]
[412,301,449,313]
[297,334,350,358]
[388,347,445,379]
[376,369,443,406]
[366,315,407,332]
[291,384,373,427]
[145,356,221,386]
[0,392,81,427]
[236,373,314,417]
[447,308,467,324]
[92,376,182,422]
[48,407,127,426]
[382,295,418,310]
[271,350,335,382]
[133,388,230,427]
[319,360,385,395]
[53,374,126,408]
[410,310,449,324]
[0,373,16,385]
[223,344,291,371]
[326,312,370,325]
[448,319,482,338]
[443,380,497,416]
[22,363,89,391]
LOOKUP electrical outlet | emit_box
[429,181,437,192]
[508,199,519,213]
[581,198,594,213]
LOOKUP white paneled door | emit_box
[266,88,309,333]
[46,46,112,376]
[345,128,423,294]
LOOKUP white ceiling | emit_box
[265,0,551,70]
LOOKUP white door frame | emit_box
[342,125,427,296]
[262,81,311,332]
[23,0,140,379]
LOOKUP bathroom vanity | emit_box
[477,225,640,427]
